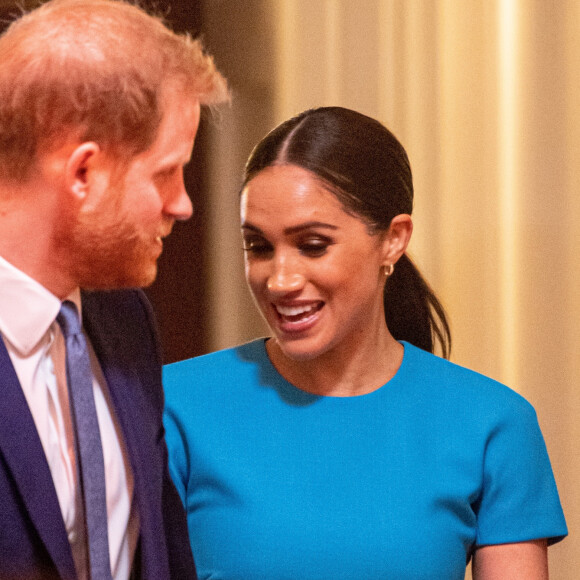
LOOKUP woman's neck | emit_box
[266,331,404,397]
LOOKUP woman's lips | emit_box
[273,301,324,331]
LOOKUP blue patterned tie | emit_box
[57,301,112,580]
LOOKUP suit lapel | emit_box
[0,337,77,579]
[80,293,143,476]
[82,292,165,579]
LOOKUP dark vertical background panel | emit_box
[141,0,209,364]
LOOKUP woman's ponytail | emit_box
[385,253,451,358]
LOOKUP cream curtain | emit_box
[203,1,579,576]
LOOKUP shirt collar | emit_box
[0,255,81,355]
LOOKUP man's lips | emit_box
[155,228,173,246]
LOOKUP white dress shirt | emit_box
[0,255,139,580]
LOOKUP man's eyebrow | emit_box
[241,221,338,235]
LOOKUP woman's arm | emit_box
[472,539,548,579]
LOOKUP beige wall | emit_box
[203,1,579,576]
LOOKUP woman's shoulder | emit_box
[400,341,538,419]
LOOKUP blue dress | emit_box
[163,340,567,580]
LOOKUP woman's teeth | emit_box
[275,303,321,321]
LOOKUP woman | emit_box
[164,107,567,579]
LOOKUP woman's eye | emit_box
[243,239,272,255]
[299,239,330,257]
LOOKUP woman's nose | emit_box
[266,262,305,294]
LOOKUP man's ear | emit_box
[64,142,101,200]
[382,213,413,266]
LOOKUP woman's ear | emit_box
[382,214,413,266]
[64,142,101,201]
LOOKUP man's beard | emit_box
[56,211,159,290]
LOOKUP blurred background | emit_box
[2,1,578,576]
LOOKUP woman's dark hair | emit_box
[242,106,451,358]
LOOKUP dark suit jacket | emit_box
[0,289,196,579]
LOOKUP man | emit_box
[0,1,228,578]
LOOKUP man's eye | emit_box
[154,166,180,183]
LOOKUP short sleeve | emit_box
[475,399,567,546]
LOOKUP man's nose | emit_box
[165,177,193,222]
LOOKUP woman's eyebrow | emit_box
[241,221,338,235]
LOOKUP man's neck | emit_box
[0,180,76,299]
